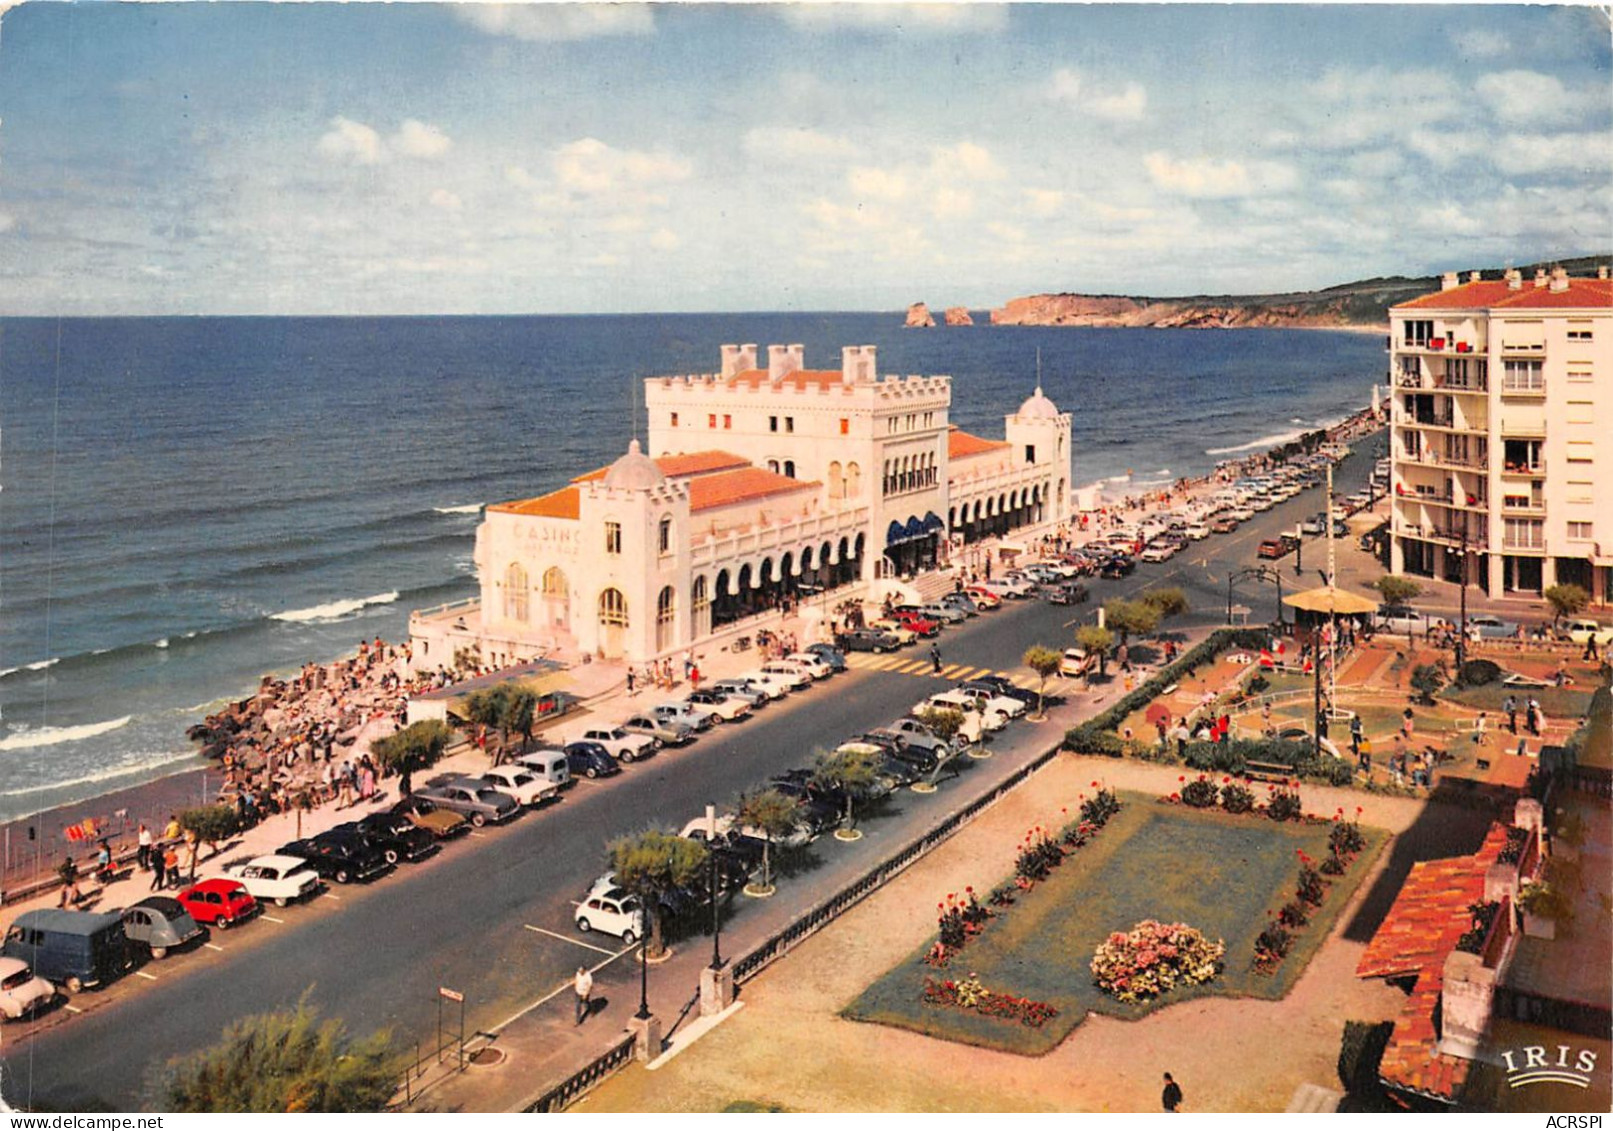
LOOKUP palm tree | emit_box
[733,788,802,891]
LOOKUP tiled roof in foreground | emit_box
[1395,277,1613,312]
[488,486,580,520]
[689,467,818,512]
[573,450,750,483]
[948,427,1012,460]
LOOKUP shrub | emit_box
[1078,787,1122,827]
[1278,900,1310,928]
[1220,781,1256,813]
[1179,775,1219,808]
[1253,921,1293,971]
[1014,827,1062,883]
[1497,825,1529,865]
[1247,673,1271,695]
[1090,920,1225,1003]
[1455,901,1501,955]
[1337,1020,1395,1095]
[1456,659,1502,688]
[922,976,1059,1029]
[1296,862,1327,906]
[1266,786,1304,822]
[1329,819,1367,858]
[1409,663,1446,705]
[1519,881,1574,924]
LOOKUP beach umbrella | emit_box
[1282,585,1378,616]
[1145,702,1172,728]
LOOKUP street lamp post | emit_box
[1455,526,1470,672]
[1294,523,1304,578]
[706,804,724,972]
[635,884,652,1021]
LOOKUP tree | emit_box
[1075,624,1115,677]
[1102,598,1160,644]
[462,685,537,765]
[1544,584,1590,625]
[811,744,885,831]
[608,830,708,957]
[734,788,802,890]
[1409,662,1445,706]
[1372,575,1422,607]
[166,996,398,1112]
[1022,645,1062,719]
[1139,587,1189,618]
[500,689,539,765]
[179,805,241,865]
[370,719,452,797]
[914,707,966,783]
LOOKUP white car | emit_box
[220,854,322,907]
[1227,506,1256,522]
[575,889,645,944]
[0,958,55,1021]
[1184,522,1211,541]
[784,652,835,679]
[684,688,753,722]
[479,765,563,806]
[1560,619,1613,646]
[1059,647,1092,677]
[578,725,659,762]
[652,700,719,731]
[758,660,813,689]
[978,577,1034,599]
[737,670,795,699]
[680,813,812,850]
[916,691,1010,731]
[1140,543,1176,563]
[707,679,770,708]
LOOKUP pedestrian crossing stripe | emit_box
[939,663,970,678]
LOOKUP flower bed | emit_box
[1254,808,1368,974]
[922,973,1059,1029]
[1090,920,1226,1003]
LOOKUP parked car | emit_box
[514,746,573,791]
[2,911,132,994]
[1258,535,1298,559]
[1465,613,1519,640]
[574,890,645,944]
[578,724,660,762]
[1099,555,1136,579]
[866,618,918,646]
[410,781,521,826]
[1140,543,1177,564]
[736,670,797,698]
[562,740,622,780]
[651,700,720,731]
[704,679,769,709]
[390,794,471,839]
[476,765,564,807]
[175,879,259,930]
[1043,582,1089,605]
[1184,522,1212,541]
[962,587,1002,609]
[1060,647,1093,677]
[783,651,836,679]
[873,718,950,756]
[955,679,1033,713]
[337,816,437,864]
[1211,516,1240,534]
[1300,514,1326,536]
[279,833,392,884]
[916,691,1009,731]
[916,602,968,625]
[685,688,754,721]
[119,897,204,959]
[619,712,696,746]
[0,957,56,1020]
[977,577,1034,599]
[802,643,849,672]
[767,776,843,834]
[221,854,323,907]
[758,660,815,689]
[838,628,902,653]
[1375,606,1433,636]
[1558,619,1613,646]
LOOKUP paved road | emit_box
[2,442,1380,1111]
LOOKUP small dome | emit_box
[1017,385,1060,420]
[603,439,666,490]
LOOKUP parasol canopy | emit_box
[1145,702,1172,727]
[1282,585,1378,616]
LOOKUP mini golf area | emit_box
[845,791,1387,1055]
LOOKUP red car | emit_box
[890,610,941,637]
[176,878,259,930]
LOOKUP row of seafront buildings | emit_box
[1387,266,1613,604]
[410,344,1070,666]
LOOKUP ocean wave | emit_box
[0,715,133,753]
[155,638,170,649]
[0,657,60,679]
[434,503,484,515]
[1205,426,1312,457]
[271,590,400,624]
[0,751,199,802]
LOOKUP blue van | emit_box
[2,909,133,993]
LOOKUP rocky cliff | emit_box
[943,306,974,326]
[905,302,936,328]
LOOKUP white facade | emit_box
[1387,266,1613,602]
[409,344,1072,667]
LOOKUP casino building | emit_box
[409,344,1070,666]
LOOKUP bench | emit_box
[1244,760,1292,783]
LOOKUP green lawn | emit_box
[843,792,1386,1055]
[1440,683,1593,720]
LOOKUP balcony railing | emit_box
[1428,526,1488,549]
[1397,450,1489,472]
[1502,536,1545,552]
[1501,498,1546,516]
[1499,460,1545,477]
[1500,381,1546,398]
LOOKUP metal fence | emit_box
[525,1033,637,1113]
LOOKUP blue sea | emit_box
[0,315,1384,820]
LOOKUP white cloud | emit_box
[777,4,1007,34]
[848,166,909,202]
[1046,68,1146,121]
[933,141,1003,181]
[742,126,861,163]
[317,117,385,165]
[394,119,453,160]
[1475,70,1605,128]
[1144,152,1297,198]
[429,188,463,212]
[1024,188,1064,218]
[552,138,691,196]
[1406,129,1489,169]
[1493,131,1613,175]
[649,228,681,251]
[1048,67,1084,104]
[1092,82,1147,122]
[505,165,538,190]
[0,212,14,234]
[1453,28,1510,59]
[930,185,973,220]
[455,5,654,42]
[986,221,1025,243]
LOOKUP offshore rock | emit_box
[905,302,936,328]
[943,306,974,326]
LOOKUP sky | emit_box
[0,2,1608,315]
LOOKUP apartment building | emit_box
[1388,266,1612,603]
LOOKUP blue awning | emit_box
[885,520,909,546]
[905,516,924,539]
[922,512,944,533]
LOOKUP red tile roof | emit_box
[726,367,849,390]
[1395,277,1613,312]
[488,486,580,520]
[688,467,819,512]
[572,450,749,483]
[948,427,1011,459]
[1358,822,1516,1101]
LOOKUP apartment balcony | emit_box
[1499,419,1547,439]
[1399,337,1482,355]
[1395,450,1489,473]
[1499,381,1546,400]
[1426,526,1489,550]
[1499,460,1545,478]
[1501,537,1546,554]
[1501,499,1547,517]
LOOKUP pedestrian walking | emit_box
[573,966,593,1025]
[930,643,942,674]
[164,846,181,890]
[136,823,153,872]
[1162,1072,1183,1112]
[1503,694,1517,735]
[1474,711,1488,746]
[1527,697,1541,737]
[626,667,635,695]
[1349,714,1363,757]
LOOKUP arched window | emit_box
[784,459,795,478]
[692,575,709,611]
[828,461,843,500]
[504,563,529,622]
[846,462,860,498]
[658,515,673,554]
[542,567,568,596]
[767,459,780,474]
[656,586,676,650]
[598,588,628,627]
